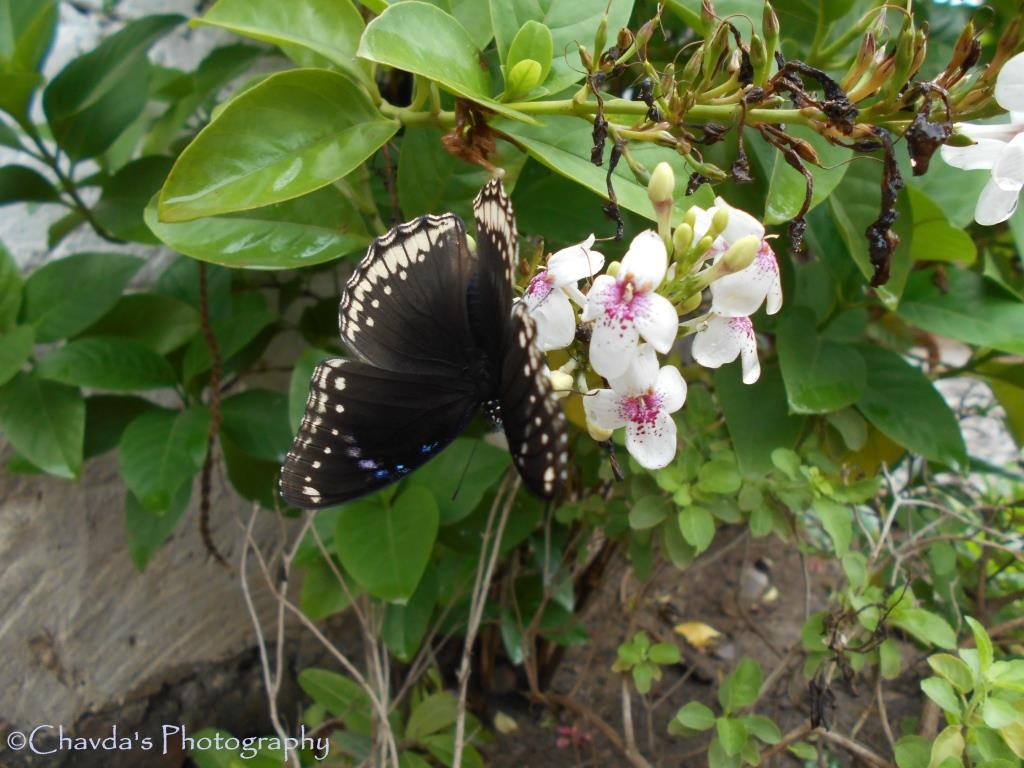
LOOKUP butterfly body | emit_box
[279,180,568,509]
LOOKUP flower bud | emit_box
[593,13,608,60]
[675,291,703,314]
[548,369,575,398]
[694,234,715,256]
[709,206,730,238]
[750,33,769,85]
[721,235,761,272]
[606,260,621,278]
[683,206,700,229]
[703,23,730,82]
[586,419,614,442]
[578,44,594,72]
[648,162,675,209]
[680,45,704,88]
[673,223,694,256]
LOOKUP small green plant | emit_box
[612,631,681,694]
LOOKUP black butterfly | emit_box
[279,179,569,509]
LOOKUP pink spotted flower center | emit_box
[602,276,648,322]
[525,270,554,302]
[619,390,663,426]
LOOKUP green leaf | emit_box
[189,729,282,768]
[928,726,964,768]
[921,676,961,714]
[405,691,457,742]
[147,184,371,269]
[0,164,60,205]
[649,642,681,665]
[965,616,994,677]
[358,2,535,124]
[219,388,292,464]
[335,486,440,602]
[0,240,22,331]
[0,0,58,123]
[678,506,715,553]
[490,0,634,95]
[715,364,806,476]
[777,306,866,413]
[22,252,143,343]
[741,715,781,744]
[408,437,510,524]
[422,734,484,768]
[811,497,851,557]
[989,660,1024,692]
[181,292,273,382]
[890,606,958,650]
[716,717,748,756]
[899,268,1024,357]
[632,661,656,693]
[629,495,670,529]
[383,567,437,661]
[92,156,174,244]
[0,323,32,386]
[895,735,932,768]
[195,0,368,84]
[982,698,1020,729]
[879,638,902,679]
[43,15,184,159]
[36,337,177,391]
[83,395,156,459]
[697,458,741,494]
[905,188,976,266]
[0,371,83,478]
[764,126,850,225]
[158,69,398,222]
[125,484,189,571]
[299,554,355,620]
[855,346,967,470]
[675,701,716,731]
[82,293,199,355]
[707,734,742,768]
[505,20,553,90]
[298,668,372,734]
[118,408,210,512]
[718,657,762,714]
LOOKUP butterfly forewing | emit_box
[339,214,477,375]
[500,304,569,498]
[279,358,479,509]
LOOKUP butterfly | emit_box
[279,179,569,509]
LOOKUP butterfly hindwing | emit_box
[470,179,518,357]
[280,358,479,509]
[339,214,477,376]
[500,303,569,499]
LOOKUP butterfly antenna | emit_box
[452,439,482,501]
[600,439,625,482]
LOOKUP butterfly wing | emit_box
[469,179,518,358]
[500,303,569,499]
[279,358,479,508]
[339,214,477,376]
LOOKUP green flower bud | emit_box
[750,33,769,86]
[675,291,703,314]
[587,419,614,442]
[683,206,700,229]
[710,206,730,237]
[648,162,676,208]
[606,260,621,278]
[722,235,760,272]
[548,370,575,398]
[673,223,694,257]
[694,234,715,256]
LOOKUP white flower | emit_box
[707,198,783,317]
[581,230,678,379]
[522,235,605,351]
[691,314,761,385]
[941,51,1024,225]
[583,344,687,469]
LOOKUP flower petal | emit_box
[740,336,761,384]
[609,343,659,395]
[528,289,577,351]
[633,291,678,353]
[975,178,1020,225]
[996,51,1024,113]
[714,197,765,243]
[580,274,615,322]
[655,365,687,413]
[620,230,667,290]
[709,247,780,317]
[583,388,628,431]
[692,314,753,369]
[625,410,677,469]
[940,137,1006,170]
[992,132,1024,192]
[588,307,641,379]
[547,235,605,286]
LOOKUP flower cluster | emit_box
[942,51,1024,225]
[522,164,782,470]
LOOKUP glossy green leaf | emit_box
[158,69,397,222]
[118,407,211,512]
[335,486,440,602]
[195,0,367,83]
[358,2,535,124]
[927,654,975,693]
[0,0,58,123]
[740,715,781,744]
[490,0,634,94]
[890,606,958,649]
[675,701,715,731]
[0,240,22,330]
[219,388,292,464]
[505,20,552,95]
[82,293,199,355]
[0,323,32,386]
[0,164,60,205]
[777,307,866,412]
[899,268,1024,356]
[22,252,143,343]
[408,437,510,524]
[718,657,762,713]
[764,126,850,225]
[383,567,437,662]
[928,726,964,768]
[83,395,156,459]
[811,497,851,557]
[147,185,371,269]
[299,553,355,620]
[92,156,174,244]
[855,346,966,470]
[921,676,961,714]
[414,0,493,49]
[36,337,177,391]
[679,506,715,553]
[406,691,457,742]
[716,717,748,756]
[895,735,932,768]
[43,15,184,159]
[125,484,190,571]
[0,371,83,478]
[181,292,273,382]
[715,364,806,476]
[906,188,976,265]
[965,616,993,676]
